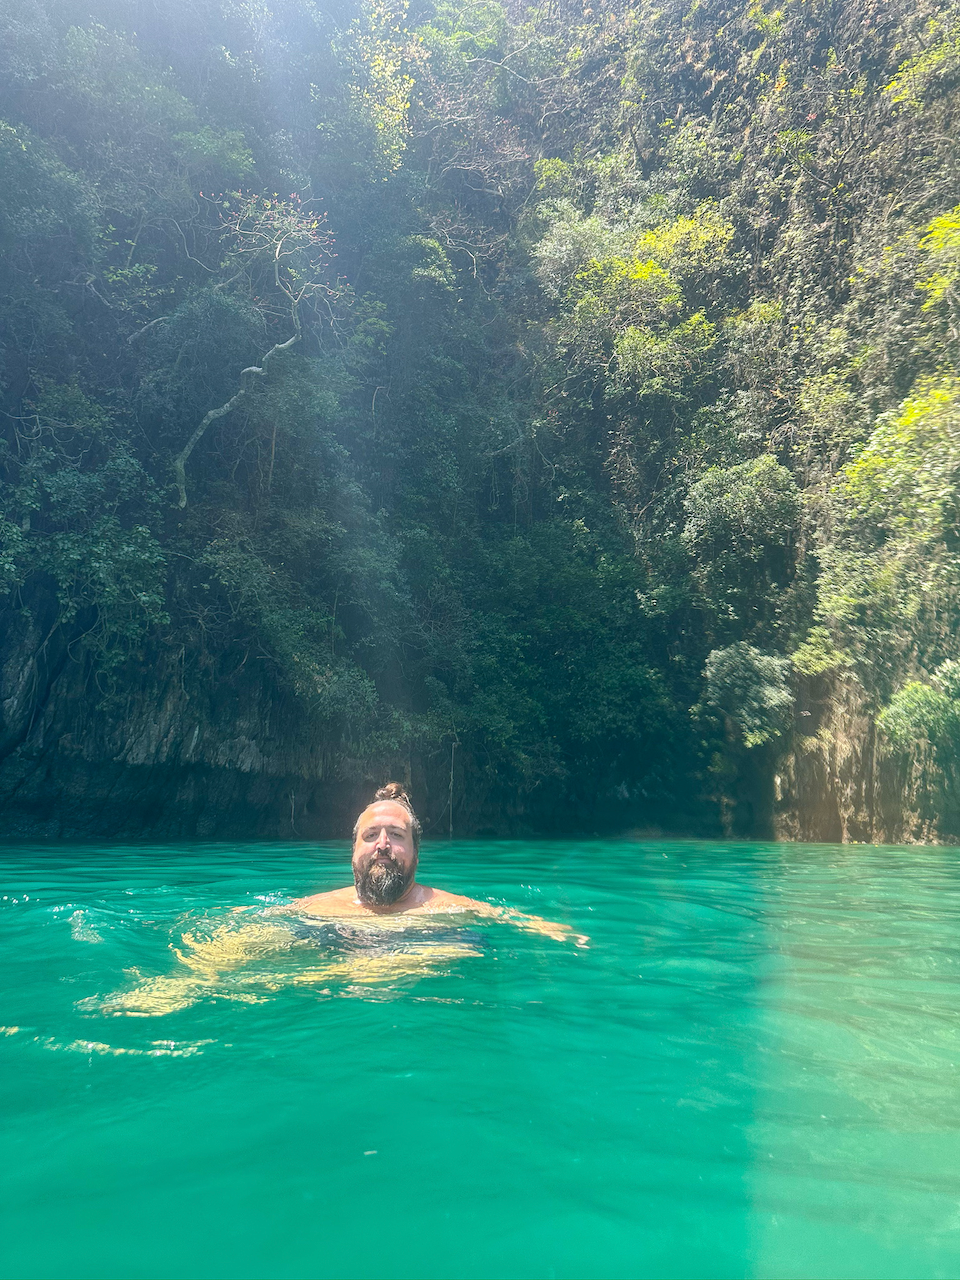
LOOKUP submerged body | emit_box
[100,904,489,1016]
[99,893,577,1017]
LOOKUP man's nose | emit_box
[374,828,391,849]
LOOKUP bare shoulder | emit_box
[291,887,356,916]
[420,887,500,915]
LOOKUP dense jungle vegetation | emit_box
[1,0,959,839]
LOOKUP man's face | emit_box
[352,800,418,906]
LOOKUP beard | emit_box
[354,853,415,906]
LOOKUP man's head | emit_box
[351,783,422,906]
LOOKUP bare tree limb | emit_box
[127,315,170,345]
[171,332,299,509]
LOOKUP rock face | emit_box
[0,587,686,843]
[0,596,365,840]
[0,592,557,842]
[1,594,953,845]
[774,672,958,847]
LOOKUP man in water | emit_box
[97,782,584,1016]
[295,782,586,945]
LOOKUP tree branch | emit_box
[171,332,299,509]
[127,315,170,345]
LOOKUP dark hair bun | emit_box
[374,781,412,808]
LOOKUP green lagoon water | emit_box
[1,839,959,1279]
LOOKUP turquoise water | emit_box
[2,839,960,1280]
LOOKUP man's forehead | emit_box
[356,800,412,830]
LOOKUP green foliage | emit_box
[934,659,960,701]
[683,455,801,641]
[790,626,851,677]
[348,0,416,174]
[885,18,960,110]
[837,379,960,537]
[203,537,379,724]
[818,379,960,646]
[172,128,254,183]
[613,312,716,398]
[3,0,960,835]
[878,660,960,796]
[878,679,959,750]
[916,208,960,305]
[534,202,735,398]
[701,643,794,748]
[915,206,960,346]
[0,385,168,662]
[684,456,800,553]
[0,121,94,251]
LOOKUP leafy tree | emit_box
[700,642,794,749]
[683,455,802,644]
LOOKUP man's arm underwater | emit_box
[430,891,590,947]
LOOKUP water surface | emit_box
[1,839,959,1279]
